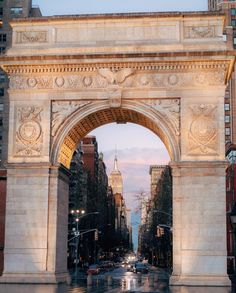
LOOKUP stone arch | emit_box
[51,99,180,168]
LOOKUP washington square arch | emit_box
[0,10,235,286]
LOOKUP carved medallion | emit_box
[15,106,43,156]
[168,74,179,86]
[55,77,65,88]
[83,76,93,87]
[188,104,218,155]
[27,77,37,88]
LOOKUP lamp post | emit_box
[69,210,99,278]
[230,204,236,275]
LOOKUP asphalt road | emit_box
[0,266,234,293]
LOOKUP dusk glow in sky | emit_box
[32,0,207,16]
[32,0,208,249]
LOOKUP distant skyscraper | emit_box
[109,155,123,195]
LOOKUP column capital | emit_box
[170,160,228,177]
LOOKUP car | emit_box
[127,261,136,272]
[98,261,114,271]
[87,264,100,275]
[133,263,149,274]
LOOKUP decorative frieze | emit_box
[15,106,43,156]
[16,31,48,43]
[9,69,226,90]
[188,104,218,155]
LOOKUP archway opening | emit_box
[54,105,179,170]
[57,106,174,272]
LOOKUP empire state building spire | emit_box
[109,153,123,195]
[114,155,119,171]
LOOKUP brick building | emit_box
[209,0,236,274]
[68,136,118,266]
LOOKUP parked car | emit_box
[133,263,149,274]
[87,264,100,275]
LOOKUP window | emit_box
[225,104,230,111]
[225,116,230,123]
[0,47,6,54]
[0,8,3,16]
[232,19,236,27]
[231,8,236,16]
[10,7,23,15]
[0,88,4,96]
[227,150,236,164]
[226,128,231,136]
[0,104,4,111]
[0,73,6,83]
[0,34,6,43]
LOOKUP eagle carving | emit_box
[98,68,134,85]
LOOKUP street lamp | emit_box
[69,210,99,278]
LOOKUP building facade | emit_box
[68,136,119,267]
[208,0,236,274]
[149,165,166,200]
[0,0,41,275]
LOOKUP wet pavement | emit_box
[0,267,235,293]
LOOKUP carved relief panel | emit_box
[187,104,219,156]
[16,31,48,44]
[51,101,92,137]
[141,99,180,137]
[14,106,44,157]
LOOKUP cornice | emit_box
[2,60,231,75]
[9,11,224,25]
[0,51,235,63]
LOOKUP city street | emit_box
[0,266,234,293]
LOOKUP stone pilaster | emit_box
[0,164,70,284]
[170,161,231,286]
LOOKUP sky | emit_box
[32,0,207,15]
[32,0,208,250]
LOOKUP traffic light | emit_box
[94,229,98,241]
[157,226,164,237]
[160,227,164,236]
